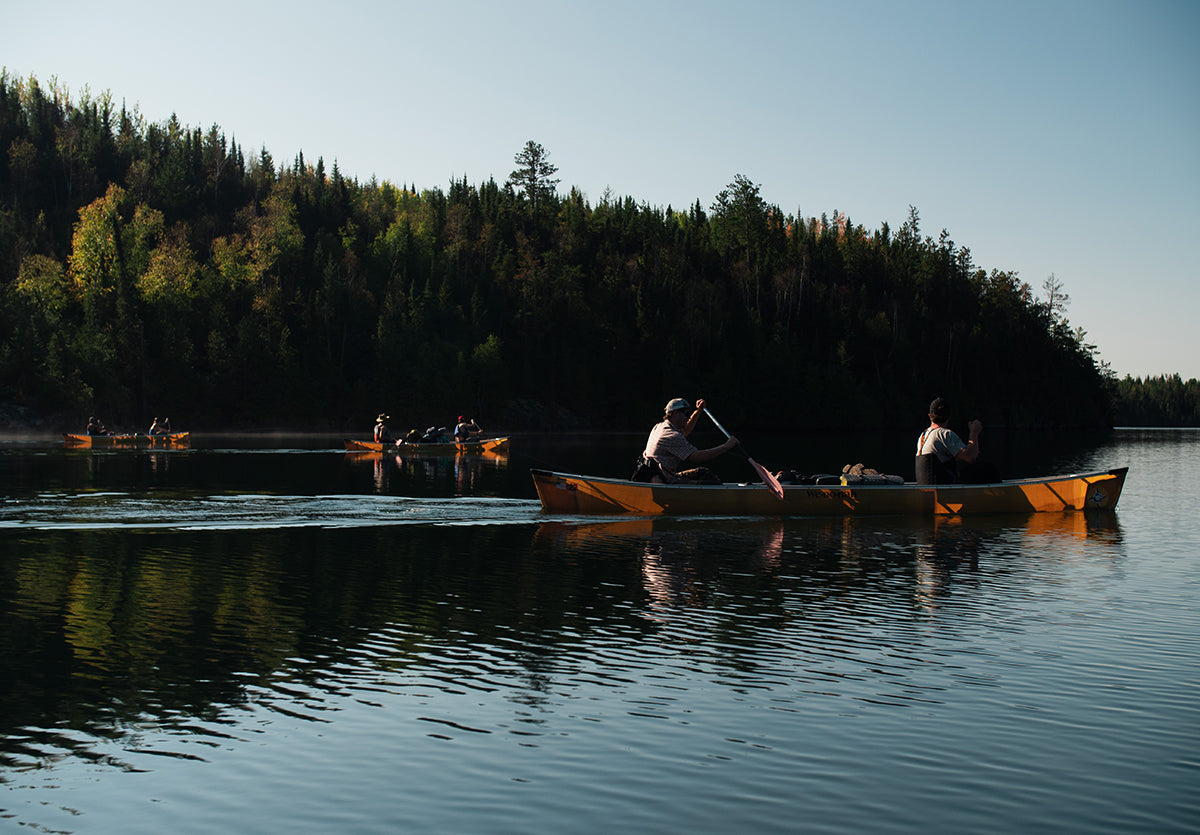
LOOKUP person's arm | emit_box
[681,398,707,437]
[687,435,739,464]
[955,420,983,463]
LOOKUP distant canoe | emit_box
[343,437,509,454]
[64,432,190,448]
[531,467,1128,516]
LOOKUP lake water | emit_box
[1,428,1197,834]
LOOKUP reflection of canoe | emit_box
[536,519,659,543]
[531,467,1127,516]
[343,448,509,464]
[64,432,190,448]
[343,437,509,454]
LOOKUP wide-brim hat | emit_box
[377,413,389,422]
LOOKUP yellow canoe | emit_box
[531,467,1127,516]
[64,432,190,448]
[343,437,509,454]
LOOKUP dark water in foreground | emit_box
[0,429,1197,833]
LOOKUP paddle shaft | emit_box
[704,409,785,500]
[705,411,740,451]
[706,410,757,462]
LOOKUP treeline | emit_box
[0,72,1118,432]
[1111,375,1200,427]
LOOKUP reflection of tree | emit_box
[0,522,648,772]
[0,511,1125,777]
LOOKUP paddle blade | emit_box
[749,457,786,501]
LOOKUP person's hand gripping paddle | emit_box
[706,410,785,500]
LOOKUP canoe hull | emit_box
[344,437,509,454]
[64,432,190,448]
[531,467,1127,516]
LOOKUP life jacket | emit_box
[630,455,665,483]
[915,428,957,484]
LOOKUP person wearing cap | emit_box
[915,397,990,484]
[454,415,482,441]
[374,413,393,444]
[639,397,740,484]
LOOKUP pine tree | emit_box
[506,140,559,218]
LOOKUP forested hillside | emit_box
[0,72,1124,432]
[1111,375,1200,427]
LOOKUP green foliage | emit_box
[1111,375,1200,427]
[0,71,1125,431]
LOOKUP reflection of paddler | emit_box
[915,516,990,611]
[455,452,477,492]
[373,453,386,492]
[641,541,703,615]
[754,524,785,569]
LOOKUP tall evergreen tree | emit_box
[506,140,559,218]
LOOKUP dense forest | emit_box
[0,72,1192,433]
[1110,375,1200,427]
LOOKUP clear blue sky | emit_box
[6,0,1198,380]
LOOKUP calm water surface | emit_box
[1,429,1197,833]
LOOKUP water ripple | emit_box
[0,491,543,530]
[4,434,1200,834]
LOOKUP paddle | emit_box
[705,410,785,500]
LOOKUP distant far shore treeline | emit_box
[1,72,1195,433]
[1110,375,1200,427]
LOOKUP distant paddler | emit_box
[454,416,483,441]
[374,413,393,444]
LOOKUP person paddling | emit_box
[638,398,739,484]
[454,416,482,441]
[374,414,393,444]
[916,397,999,484]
